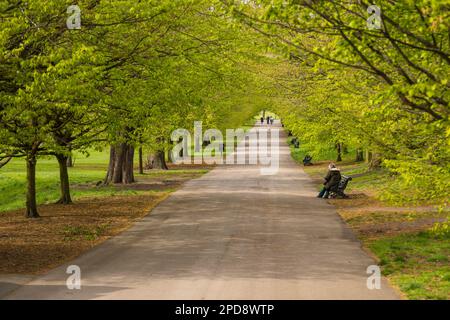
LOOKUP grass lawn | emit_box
[0,148,211,274]
[289,140,450,300]
[368,231,449,300]
[0,149,209,212]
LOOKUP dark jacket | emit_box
[324,168,341,190]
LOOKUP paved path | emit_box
[2,122,399,299]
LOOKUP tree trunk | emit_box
[25,154,39,218]
[356,149,364,162]
[366,150,373,164]
[56,154,72,204]
[166,150,172,164]
[369,153,382,170]
[138,146,144,174]
[145,154,154,169]
[105,145,116,183]
[122,144,135,184]
[336,142,342,162]
[112,144,125,183]
[343,144,349,154]
[66,155,73,167]
[104,143,135,184]
[152,150,168,170]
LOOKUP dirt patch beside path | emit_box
[0,194,169,274]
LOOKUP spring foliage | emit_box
[225,0,450,204]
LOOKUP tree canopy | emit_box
[223,0,450,203]
[1,0,449,217]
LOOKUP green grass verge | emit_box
[0,151,106,212]
[368,231,450,300]
[0,149,208,212]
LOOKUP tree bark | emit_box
[104,143,135,184]
[25,154,39,218]
[336,142,343,162]
[122,144,135,184]
[152,150,168,170]
[166,150,172,164]
[56,154,72,204]
[105,145,115,183]
[66,155,73,168]
[138,146,144,174]
[366,150,373,164]
[369,153,382,170]
[356,149,364,162]
[112,144,125,183]
[145,154,154,169]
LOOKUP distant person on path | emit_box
[266,116,270,124]
[270,117,274,125]
[260,117,264,124]
[317,163,341,198]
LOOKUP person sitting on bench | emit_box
[317,163,341,198]
[303,155,312,166]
